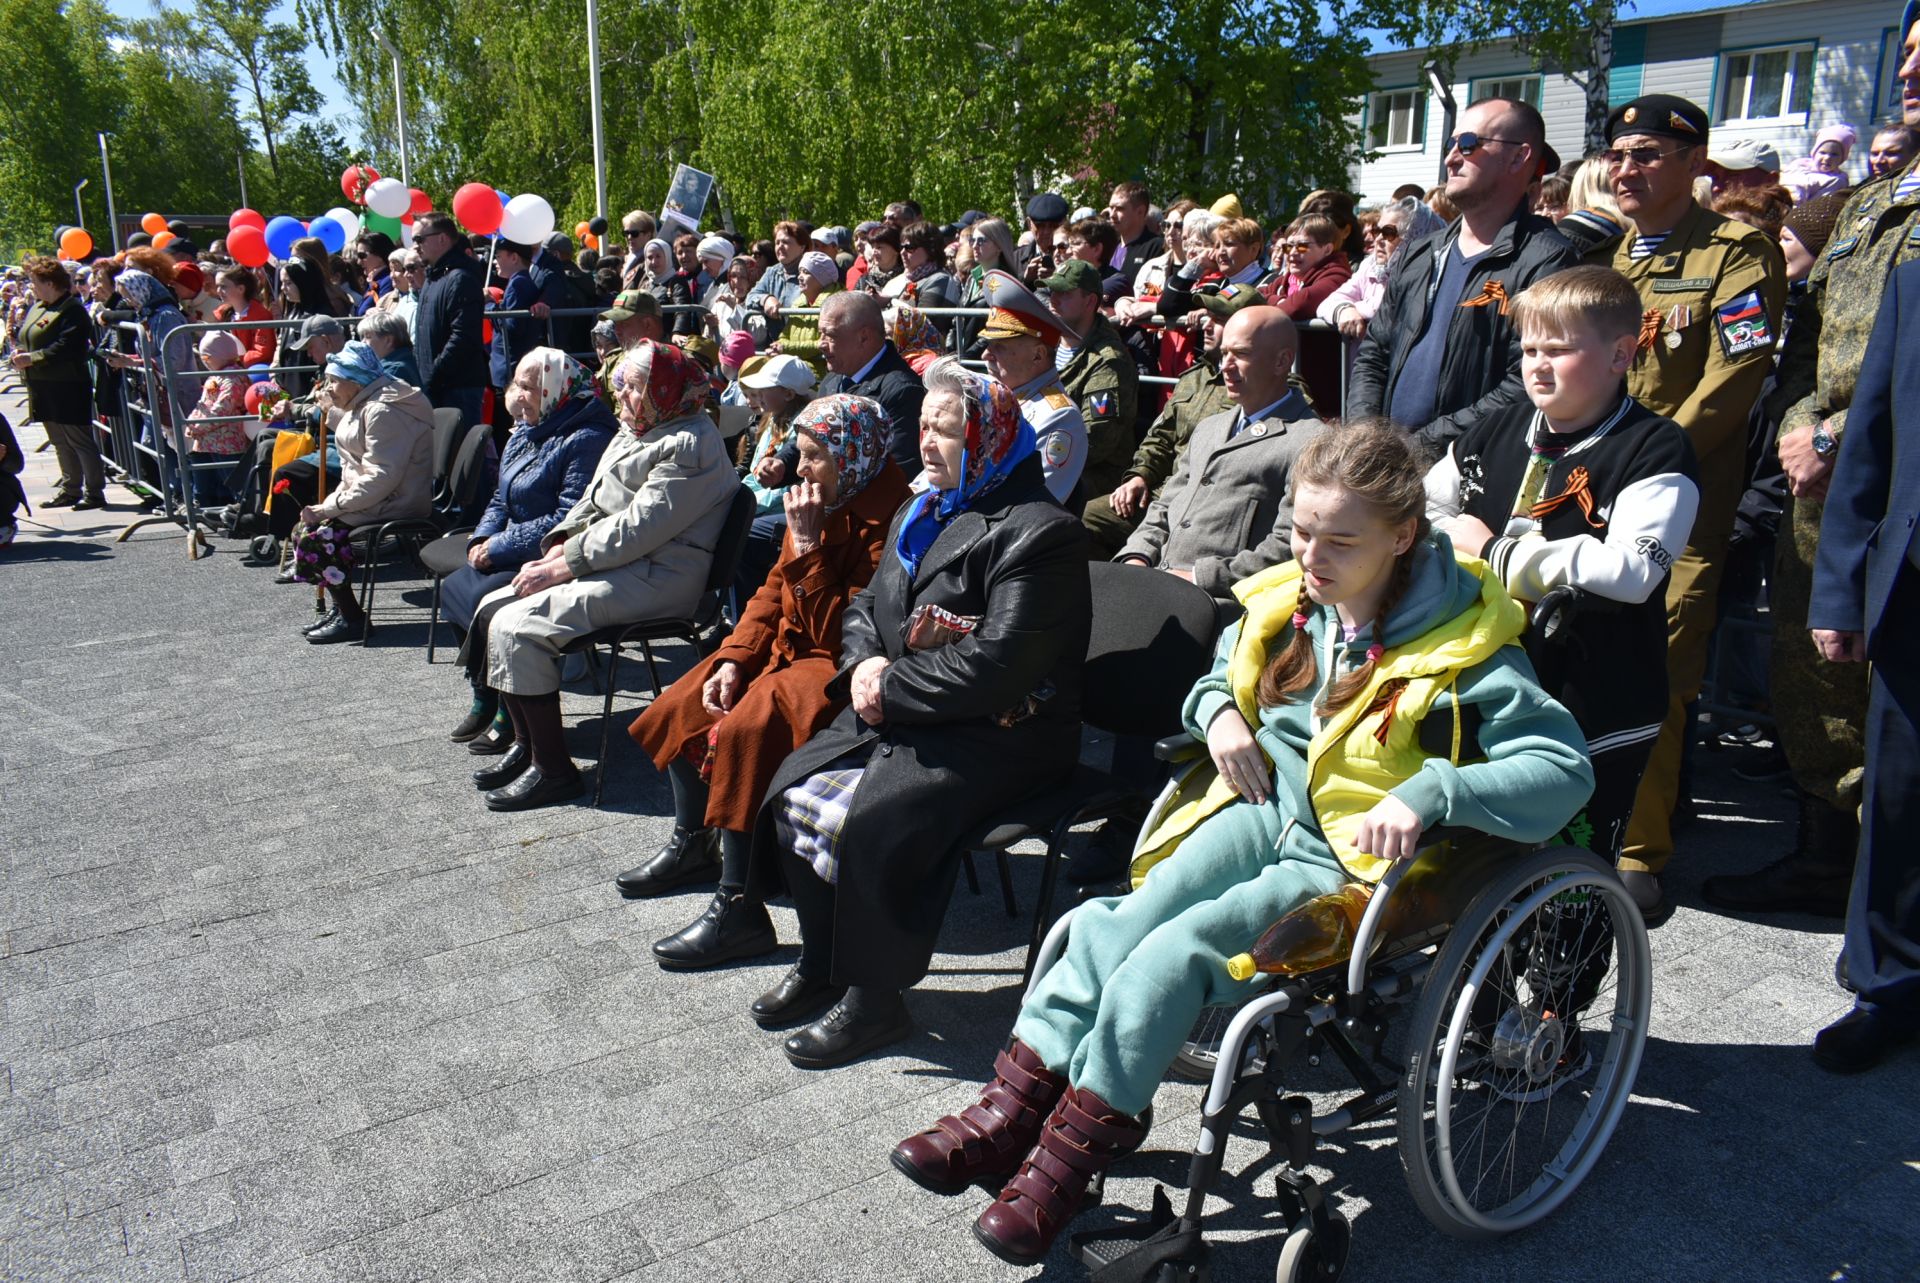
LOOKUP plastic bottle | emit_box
[1225,883,1375,981]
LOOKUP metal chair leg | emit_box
[995,848,1019,919]
[595,641,624,808]
[427,575,443,663]
[1023,815,1077,985]
[962,849,982,896]
[640,639,664,694]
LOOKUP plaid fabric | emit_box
[776,764,867,886]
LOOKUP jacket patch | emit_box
[1650,277,1713,293]
[1827,236,1860,261]
[1714,291,1773,359]
[1042,432,1072,468]
[1089,391,1115,418]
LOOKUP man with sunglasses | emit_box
[351,231,396,317]
[1347,96,1580,454]
[1581,94,1788,923]
[412,212,489,430]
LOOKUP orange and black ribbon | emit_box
[1459,279,1511,314]
[1635,307,1663,355]
[1529,464,1607,530]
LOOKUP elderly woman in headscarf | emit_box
[278,339,436,642]
[886,301,945,377]
[766,252,841,372]
[101,266,196,486]
[622,393,914,960]
[641,237,696,336]
[1315,194,1447,341]
[462,339,740,812]
[447,348,619,751]
[698,356,1090,1069]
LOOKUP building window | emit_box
[1879,28,1904,116]
[1717,44,1816,123]
[1472,75,1542,108]
[1369,89,1428,150]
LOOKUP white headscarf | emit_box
[514,346,596,424]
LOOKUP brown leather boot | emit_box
[972,1085,1147,1265]
[891,1040,1065,1194]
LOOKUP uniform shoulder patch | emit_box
[1044,390,1074,411]
[1041,430,1072,468]
[1713,289,1773,360]
[1088,390,1116,419]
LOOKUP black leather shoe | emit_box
[751,965,844,1029]
[485,765,585,812]
[652,892,778,971]
[614,828,721,898]
[466,721,513,755]
[1812,1005,1918,1073]
[1617,870,1671,928]
[42,492,78,508]
[784,992,914,1069]
[306,613,365,644]
[449,704,497,742]
[473,742,530,790]
[71,495,107,511]
[302,609,341,636]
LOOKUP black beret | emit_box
[1606,94,1709,146]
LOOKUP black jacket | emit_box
[1348,202,1580,455]
[747,454,1090,989]
[778,342,927,479]
[18,294,93,426]
[416,246,488,398]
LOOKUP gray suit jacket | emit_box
[1116,391,1326,600]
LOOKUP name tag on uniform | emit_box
[1650,277,1713,293]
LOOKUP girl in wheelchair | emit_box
[892,423,1596,1265]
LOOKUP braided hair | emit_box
[1256,422,1430,713]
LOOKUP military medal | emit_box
[1663,303,1690,348]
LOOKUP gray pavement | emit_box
[2,397,1915,1283]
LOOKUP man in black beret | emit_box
[1016,192,1070,280]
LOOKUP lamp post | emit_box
[238,151,249,209]
[98,134,120,252]
[586,0,607,221]
[73,178,89,229]
[373,30,411,188]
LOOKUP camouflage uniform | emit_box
[1059,314,1140,499]
[1081,357,1230,557]
[1766,162,1920,812]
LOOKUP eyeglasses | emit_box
[623,228,646,238]
[1602,143,1694,168]
[1281,241,1314,253]
[1373,225,1402,240]
[967,234,988,245]
[1446,132,1524,157]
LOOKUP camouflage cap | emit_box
[1040,259,1103,297]
[600,288,660,322]
[1195,280,1267,321]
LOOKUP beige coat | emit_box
[308,376,435,527]
[485,411,740,695]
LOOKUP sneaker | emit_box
[0,523,15,549]
[71,495,107,511]
[42,491,79,508]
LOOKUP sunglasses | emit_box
[1446,132,1523,156]
[1374,225,1402,240]
[1281,241,1314,253]
[623,228,646,237]
[1602,143,1693,168]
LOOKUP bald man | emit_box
[1117,306,1327,604]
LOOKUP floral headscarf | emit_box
[516,347,596,424]
[116,269,172,315]
[611,338,710,433]
[894,362,1035,576]
[887,301,942,358]
[790,394,891,511]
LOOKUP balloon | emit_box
[340,163,380,203]
[152,231,176,250]
[228,224,270,267]
[323,206,361,238]
[400,221,415,249]
[263,215,305,259]
[140,212,167,236]
[59,228,93,259]
[496,188,510,206]
[408,187,432,216]
[364,177,409,219]
[575,220,591,239]
[452,182,503,235]
[307,215,346,254]
[499,194,557,245]
[362,211,402,239]
[585,232,600,251]
[588,215,609,237]
[229,208,267,233]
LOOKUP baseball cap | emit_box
[600,288,660,322]
[284,315,346,351]
[740,353,818,394]
[1708,138,1781,172]
[1040,259,1102,296]
[1195,280,1267,321]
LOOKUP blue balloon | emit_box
[264,215,305,259]
[307,215,346,253]
[496,188,510,206]
[247,363,272,385]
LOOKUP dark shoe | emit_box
[1616,870,1670,927]
[614,827,721,898]
[1702,792,1855,918]
[472,742,531,790]
[651,892,778,970]
[302,609,342,636]
[1733,744,1792,782]
[306,612,365,644]
[466,721,513,755]
[893,1040,1067,1194]
[450,703,499,743]
[42,491,79,508]
[1812,1005,1918,1074]
[1063,819,1137,886]
[784,990,914,1069]
[71,494,107,511]
[750,966,844,1029]
[485,765,585,812]
[973,1086,1149,1265]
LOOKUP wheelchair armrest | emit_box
[1153,734,1203,763]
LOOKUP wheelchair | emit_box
[1038,590,1653,1283]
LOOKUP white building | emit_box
[1349,0,1904,199]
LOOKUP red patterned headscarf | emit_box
[610,339,709,434]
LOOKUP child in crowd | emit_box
[1425,265,1700,872]
[0,412,24,549]
[181,330,255,503]
[895,424,1594,1265]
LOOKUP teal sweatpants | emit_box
[1013,798,1350,1116]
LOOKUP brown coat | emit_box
[628,462,912,831]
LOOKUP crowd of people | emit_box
[5,35,1920,1264]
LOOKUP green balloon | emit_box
[363,211,403,237]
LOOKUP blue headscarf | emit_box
[894,363,1036,577]
[324,340,387,386]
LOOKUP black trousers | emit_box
[267,459,320,539]
[1850,568,1920,1019]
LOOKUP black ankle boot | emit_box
[1701,791,1856,917]
[784,986,914,1069]
[614,827,721,898]
[651,891,778,970]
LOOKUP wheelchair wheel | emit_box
[1395,846,1650,1239]
[1274,1210,1349,1283]
[1170,1006,1239,1083]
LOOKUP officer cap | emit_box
[978,268,1078,347]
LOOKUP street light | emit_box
[373,30,411,188]
[73,178,89,229]
[586,0,607,221]
[98,134,120,252]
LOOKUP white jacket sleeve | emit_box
[1484,471,1699,605]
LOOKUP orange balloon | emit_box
[141,212,167,236]
[152,231,176,250]
[59,228,93,259]
[585,233,600,250]
[575,221,591,239]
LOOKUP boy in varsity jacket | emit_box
[1424,265,1699,868]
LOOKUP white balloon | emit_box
[324,206,361,237]
[399,221,415,249]
[500,193,556,245]
[364,177,410,219]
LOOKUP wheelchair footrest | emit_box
[1072,1186,1211,1283]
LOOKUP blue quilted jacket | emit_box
[472,394,618,568]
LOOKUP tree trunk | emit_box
[248,66,280,177]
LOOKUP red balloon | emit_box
[340,163,381,204]
[228,208,267,233]
[228,224,269,268]
[408,187,432,216]
[452,182,503,236]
